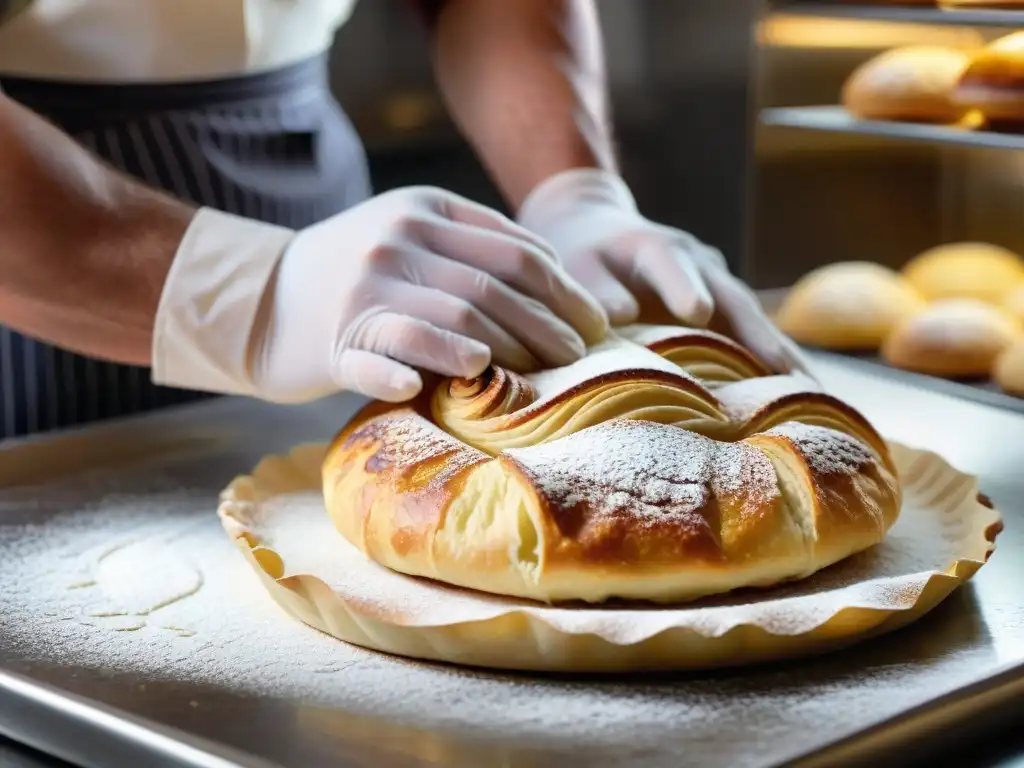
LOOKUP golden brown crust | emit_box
[323,325,901,604]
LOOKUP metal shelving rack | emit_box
[761,105,1024,151]
[758,2,1024,412]
[779,2,1024,27]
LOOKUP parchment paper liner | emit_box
[217,441,1001,672]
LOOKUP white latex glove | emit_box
[518,169,810,375]
[152,186,609,403]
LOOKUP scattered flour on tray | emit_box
[0,446,1001,768]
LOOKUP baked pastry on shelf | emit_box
[953,32,1024,130]
[1002,283,1024,325]
[323,326,900,605]
[775,262,926,351]
[901,242,1024,304]
[994,338,1024,396]
[881,298,1021,378]
[842,45,978,125]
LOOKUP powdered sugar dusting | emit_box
[767,422,873,476]
[505,420,779,522]
[614,323,732,348]
[714,373,822,422]
[350,410,486,484]
[895,299,1018,349]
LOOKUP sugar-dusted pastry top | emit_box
[323,324,900,604]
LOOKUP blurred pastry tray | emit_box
[760,106,1024,152]
[755,288,1024,414]
[772,1,1024,26]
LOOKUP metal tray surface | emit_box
[0,359,1021,768]
[760,106,1024,152]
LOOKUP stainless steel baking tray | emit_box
[0,360,1022,768]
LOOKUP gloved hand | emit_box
[152,186,609,403]
[517,169,810,375]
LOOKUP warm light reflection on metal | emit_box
[759,15,984,49]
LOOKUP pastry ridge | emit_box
[323,326,901,604]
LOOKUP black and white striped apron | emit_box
[0,55,372,438]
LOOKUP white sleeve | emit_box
[151,207,296,396]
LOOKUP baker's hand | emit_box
[518,169,810,375]
[152,187,608,403]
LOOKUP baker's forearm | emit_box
[0,93,194,365]
[426,0,616,210]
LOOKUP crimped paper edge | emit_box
[216,440,1002,671]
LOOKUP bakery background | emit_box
[755,4,1024,285]
[329,0,1024,412]
[758,1,1024,410]
[327,0,758,271]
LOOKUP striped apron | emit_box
[0,56,372,438]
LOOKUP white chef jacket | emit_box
[0,0,359,82]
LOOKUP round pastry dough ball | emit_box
[776,262,926,351]
[901,242,1024,305]
[882,298,1021,378]
[993,338,1024,396]
[1002,283,1024,324]
[842,46,975,124]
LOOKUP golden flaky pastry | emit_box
[323,325,901,605]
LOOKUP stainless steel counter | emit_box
[0,353,1022,768]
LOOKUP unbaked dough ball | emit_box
[776,262,927,351]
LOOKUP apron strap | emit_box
[1,54,329,130]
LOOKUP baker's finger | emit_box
[631,238,715,326]
[410,213,610,345]
[332,348,424,402]
[346,310,492,380]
